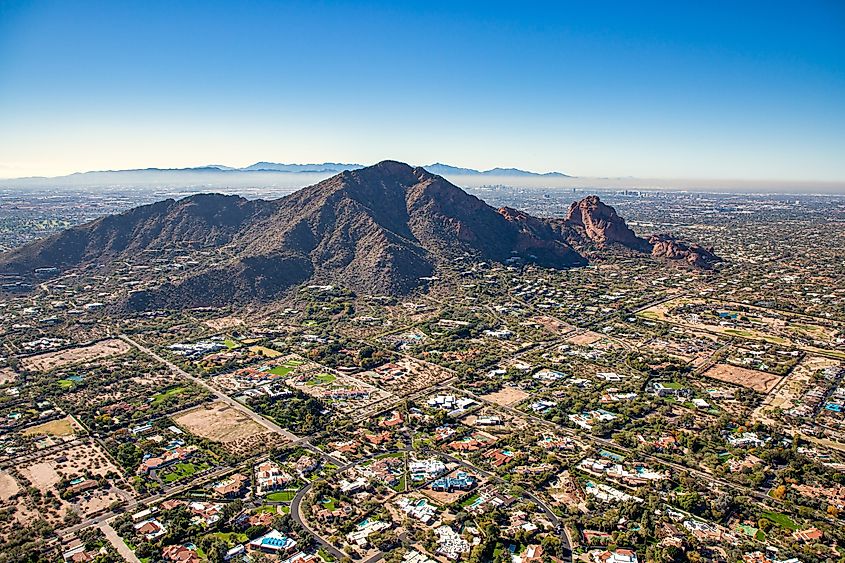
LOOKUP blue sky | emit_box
[0,0,843,182]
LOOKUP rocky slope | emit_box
[648,233,721,268]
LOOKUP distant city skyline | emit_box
[1,0,844,184]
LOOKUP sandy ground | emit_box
[173,401,270,453]
[21,338,131,372]
[702,363,782,393]
[0,368,16,385]
[532,316,576,335]
[23,415,79,437]
[480,386,530,407]
[0,471,20,501]
[14,440,136,525]
[20,461,61,490]
[567,331,604,346]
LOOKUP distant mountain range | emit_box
[4,161,571,183]
[0,161,718,308]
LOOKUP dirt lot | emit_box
[23,415,79,437]
[12,440,135,528]
[702,363,782,393]
[533,316,576,336]
[0,368,16,385]
[0,471,20,501]
[567,331,604,346]
[481,386,530,407]
[20,338,131,372]
[173,401,271,454]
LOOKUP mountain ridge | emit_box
[0,161,718,309]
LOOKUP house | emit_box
[340,477,368,493]
[431,471,476,492]
[380,411,403,427]
[490,449,515,467]
[435,525,471,560]
[134,518,167,540]
[255,460,294,494]
[248,529,297,554]
[591,549,638,563]
[137,445,197,474]
[212,473,249,498]
[793,527,823,543]
[652,382,684,397]
[162,544,200,563]
[409,459,447,481]
[363,430,392,445]
[280,552,317,563]
[397,497,437,524]
[346,519,390,547]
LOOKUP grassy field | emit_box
[268,366,293,376]
[761,510,798,530]
[320,497,338,511]
[459,493,480,507]
[206,531,248,544]
[249,345,282,358]
[223,339,241,349]
[162,461,210,483]
[23,416,76,437]
[307,373,337,386]
[151,386,186,405]
[266,489,298,502]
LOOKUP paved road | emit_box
[99,521,142,563]
[290,482,350,560]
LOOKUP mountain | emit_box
[238,162,362,173]
[0,161,717,309]
[560,195,652,251]
[0,161,570,190]
[423,163,570,178]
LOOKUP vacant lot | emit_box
[703,363,781,393]
[481,386,530,407]
[0,471,20,501]
[0,368,16,385]
[173,401,271,454]
[533,316,576,335]
[567,331,604,346]
[23,416,79,437]
[21,338,131,372]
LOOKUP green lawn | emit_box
[268,366,293,376]
[391,475,406,492]
[459,493,480,507]
[57,379,75,389]
[306,373,336,386]
[375,452,405,460]
[320,497,338,511]
[206,531,248,544]
[161,461,209,483]
[266,489,298,502]
[223,339,241,349]
[317,548,336,562]
[151,386,186,405]
[761,511,798,530]
[661,382,683,389]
